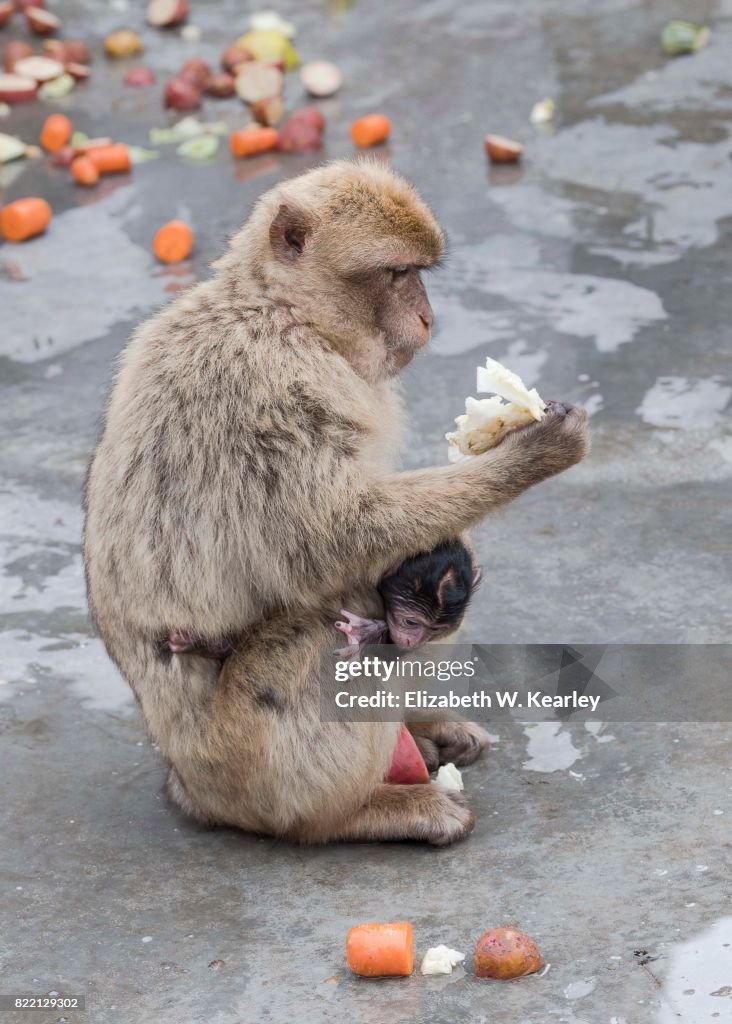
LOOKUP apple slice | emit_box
[65,61,90,80]
[0,72,37,103]
[25,5,61,34]
[386,725,430,785]
[484,134,523,164]
[14,55,63,81]
[146,0,188,27]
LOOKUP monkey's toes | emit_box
[427,791,475,847]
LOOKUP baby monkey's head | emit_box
[378,539,482,648]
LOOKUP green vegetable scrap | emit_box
[661,20,710,56]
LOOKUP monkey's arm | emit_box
[331,402,588,575]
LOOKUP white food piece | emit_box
[447,358,546,460]
[435,762,464,791]
[420,945,466,975]
[300,60,342,98]
[530,97,555,124]
[476,357,545,420]
[13,56,64,82]
[250,10,297,38]
[180,24,202,42]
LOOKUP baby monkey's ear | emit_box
[472,566,483,592]
[269,203,319,261]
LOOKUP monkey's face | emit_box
[385,606,450,648]
[372,265,435,373]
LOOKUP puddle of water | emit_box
[636,377,732,430]
[658,917,732,1023]
[522,722,582,772]
[0,186,167,363]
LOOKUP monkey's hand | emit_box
[500,400,589,481]
[335,610,389,657]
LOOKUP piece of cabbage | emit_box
[446,358,546,460]
[420,945,466,975]
[435,762,464,791]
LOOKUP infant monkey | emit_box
[336,538,481,651]
[168,539,480,658]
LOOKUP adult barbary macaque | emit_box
[85,161,589,846]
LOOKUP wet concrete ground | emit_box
[1,0,731,1021]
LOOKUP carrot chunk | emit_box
[86,143,131,175]
[346,922,414,977]
[0,196,52,241]
[70,154,99,186]
[40,112,73,152]
[153,219,194,263]
[229,126,279,158]
[350,113,391,148]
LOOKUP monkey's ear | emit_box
[269,203,317,261]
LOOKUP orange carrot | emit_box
[86,143,131,175]
[71,155,99,187]
[0,196,52,242]
[40,113,73,153]
[153,220,194,263]
[229,126,279,158]
[346,922,414,977]
[350,113,391,148]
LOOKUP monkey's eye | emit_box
[390,266,410,281]
[403,618,419,627]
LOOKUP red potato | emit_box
[14,55,63,80]
[204,71,235,98]
[0,2,14,27]
[484,134,523,164]
[0,72,37,102]
[235,60,283,104]
[179,56,211,88]
[65,61,90,80]
[474,928,545,980]
[44,38,91,64]
[51,143,74,166]
[386,726,430,785]
[220,45,251,73]
[164,77,201,110]
[276,106,325,153]
[4,40,33,70]
[124,66,156,87]
[146,0,189,28]
[14,0,41,9]
[25,5,60,33]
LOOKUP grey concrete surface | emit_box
[1,0,731,1021]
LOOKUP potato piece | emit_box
[474,927,545,979]
[435,762,463,791]
[104,30,144,58]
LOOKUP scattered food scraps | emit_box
[153,219,194,263]
[26,6,62,36]
[236,29,299,69]
[446,357,546,460]
[484,134,522,164]
[0,73,37,104]
[0,2,13,28]
[300,60,342,97]
[0,196,52,241]
[104,29,144,59]
[250,10,296,38]
[530,97,555,124]
[147,0,189,29]
[386,725,430,785]
[3,42,34,72]
[235,61,284,104]
[351,113,391,148]
[420,945,466,975]
[346,923,415,977]
[124,67,156,87]
[14,56,64,82]
[0,132,28,163]
[150,117,229,145]
[661,20,709,55]
[435,762,464,791]
[177,133,218,160]
[164,77,202,111]
[229,125,279,158]
[70,154,98,186]
[86,143,131,175]
[474,928,545,980]
[38,72,74,100]
[277,106,324,153]
[40,113,73,152]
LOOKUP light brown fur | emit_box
[84,160,588,846]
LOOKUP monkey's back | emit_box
[84,278,403,653]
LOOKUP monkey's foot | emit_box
[335,610,389,652]
[168,631,235,660]
[407,720,490,772]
